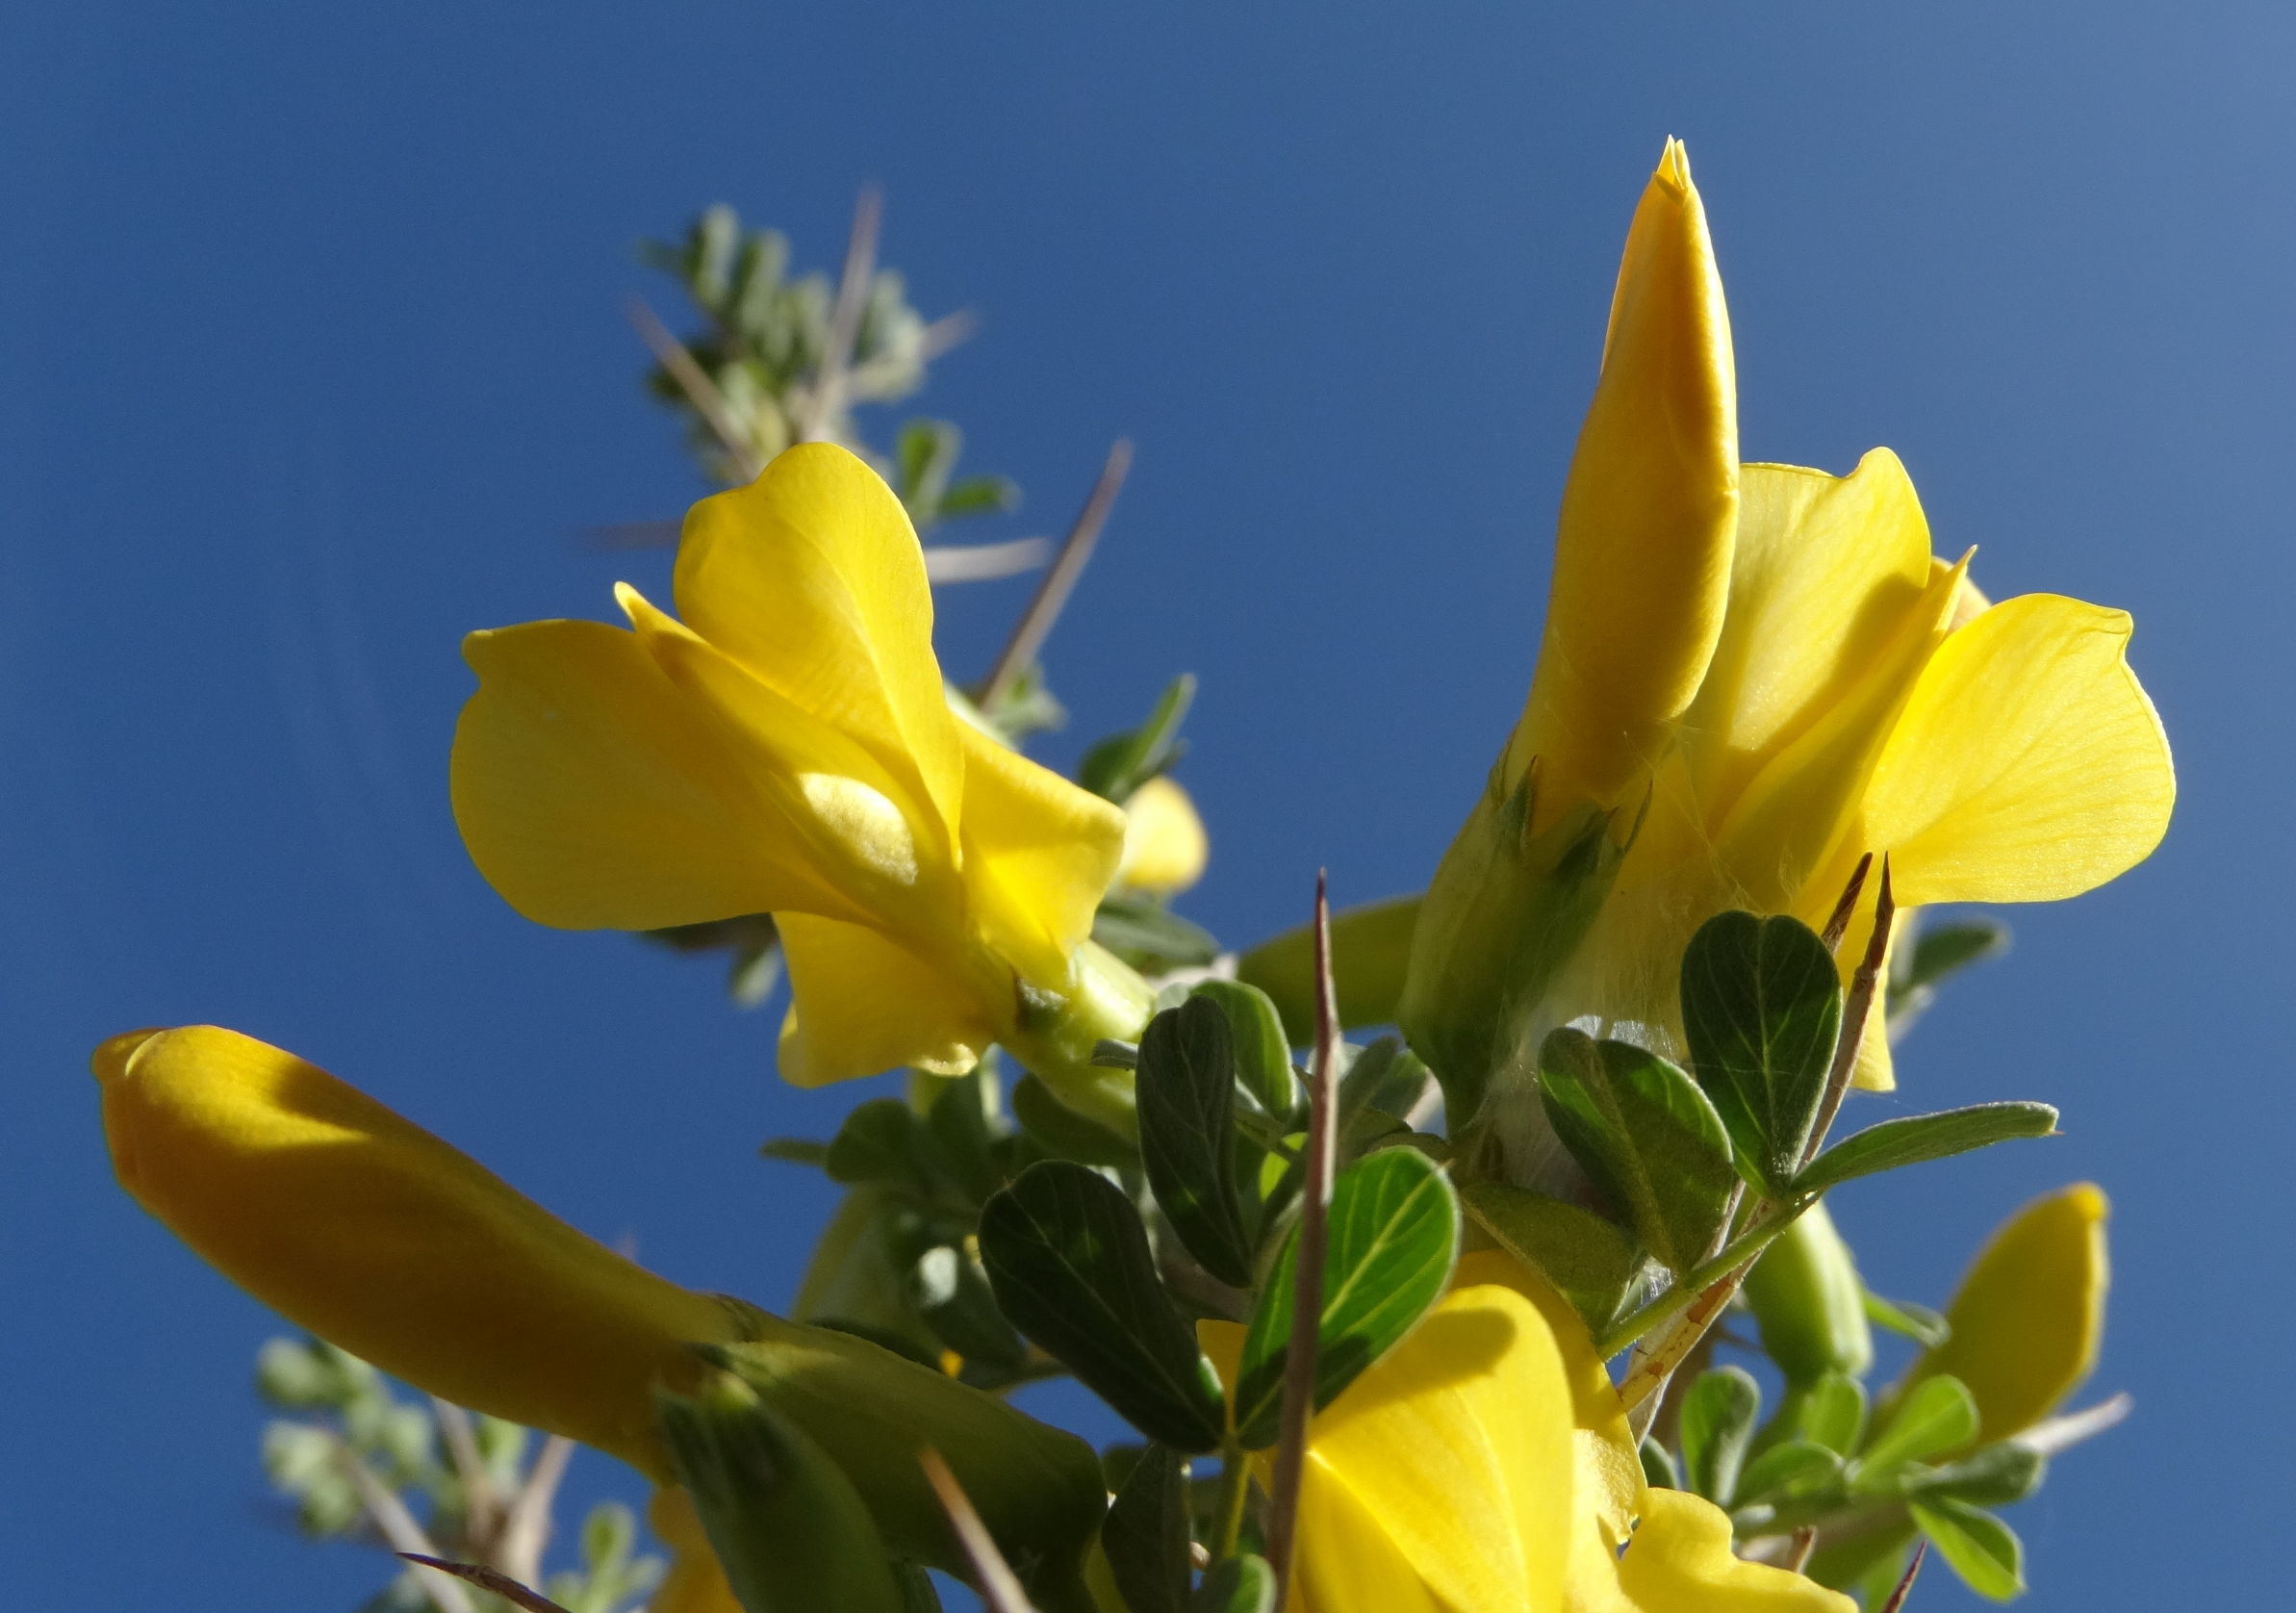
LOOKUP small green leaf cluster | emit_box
[1650,1355,2040,1604]
[254,1336,662,1613]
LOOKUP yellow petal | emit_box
[1685,452,1938,832]
[1895,1183,2108,1443]
[93,1026,744,1474]
[1290,1470,1452,1613]
[1515,139,1737,821]
[954,719,1128,987]
[648,1488,747,1613]
[1301,1285,1576,1613]
[776,912,996,1086]
[619,583,958,927]
[453,619,863,931]
[1858,594,2175,905]
[1611,1489,1853,1611]
[674,443,965,837]
[1113,775,1211,898]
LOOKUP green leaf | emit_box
[1191,1554,1276,1613]
[825,1101,955,1201]
[1095,895,1223,970]
[936,474,1021,521]
[1188,980,1299,1116]
[1335,1036,1431,1126]
[1679,910,1843,1191]
[1733,1439,1844,1506]
[1857,1375,1980,1485]
[1137,999,1256,1287]
[1638,1435,1681,1491]
[1103,1446,1191,1613]
[1011,1075,1136,1170]
[1864,1288,1952,1347]
[977,1162,1226,1452]
[1797,1103,2059,1195]
[1080,675,1196,803]
[1233,1149,1461,1447]
[925,1066,1007,1206]
[1538,1029,1738,1277]
[1459,1180,1650,1336]
[1678,1366,1762,1505]
[1904,1444,2046,1508]
[759,1138,830,1170]
[1782,1370,1869,1456]
[908,1245,1026,1373]
[1910,1497,2026,1601]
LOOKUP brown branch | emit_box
[976,440,1132,708]
[1819,853,1874,953]
[397,1556,574,1613]
[1263,872,1342,1610]
[626,298,764,481]
[1802,858,1897,1168]
[1878,1541,1928,1613]
[801,186,884,444]
[918,1448,1039,1613]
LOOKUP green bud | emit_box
[1743,1203,1873,1384]
[658,1371,906,1613]
[1398,763,1632,1125]
[702,1318,1105,1610]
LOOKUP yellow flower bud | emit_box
[1510,137,1739,826]
[93,1024,749,1475]
[1112,775,1210,897]
[1896,1183,2108,1444]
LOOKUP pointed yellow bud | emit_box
[1512,138,1739,823]
[94,1024,743,1475]
[1112,775,1210,897]
[1896,1183,2108,1444]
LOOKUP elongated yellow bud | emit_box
[1897,1183,2108,1444]
[1513,137,1738,823]
[93,1025,745,1475]
[1112,775,1210,897]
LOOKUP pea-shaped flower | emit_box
[1402,141,2174,1129]
[1206,1259,1850,1612]
[451,444,1150,1115]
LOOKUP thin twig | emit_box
[494,1434,574,1589]
[427,1397,498,1548]
[574,520,1051,584]
[918,1448,1039,1613]
[1819,853,1875,953]
[1786,1526,1818,1575]
[330,1440,474,1613]
[976,440,1132,708]
[1878,1541,1928,1613]
[398,1556,575,1613]
[1803,858,1897,1168]
[801,186,884,444]
[2013,1393,2132,1457]
[1264,873,1342,1610]
[627,298,764,480]
[919,308,980,363]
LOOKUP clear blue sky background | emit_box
[2,5,2283,1608]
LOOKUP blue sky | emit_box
[3,4,2286,1607]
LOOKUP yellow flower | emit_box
[1204,1253,1848,1612]
[1893,1182,2109,1446]
[648,1488,746,1613]
[1404,141,2173,1119]
[93,1024,747,1475]
[1112,775,1210,897]
[450,442,1149,1110]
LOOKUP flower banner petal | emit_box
[674,442,965,836]
[1611,1489,1853,1611]
[1859,594,2175,905]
